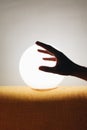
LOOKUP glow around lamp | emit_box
[19,45,64,90]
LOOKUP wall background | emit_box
[0,0,87,86]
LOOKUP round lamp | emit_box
[19,45,64,90]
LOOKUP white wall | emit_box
[0,0,87,86]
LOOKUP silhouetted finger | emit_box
[43,57,57,61]
[38,49,53,55]
[36,41,58,56]
[39,66,56,73]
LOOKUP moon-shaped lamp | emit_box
[19,45,64,90]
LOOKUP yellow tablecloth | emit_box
[0,86,87,130]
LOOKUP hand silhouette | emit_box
[36,41,87,81]
[36,41,77,75]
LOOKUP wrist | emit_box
[71,63,87,81]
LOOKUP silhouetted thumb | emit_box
[39,66,54,73]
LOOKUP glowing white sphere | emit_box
[19,45,64,90]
